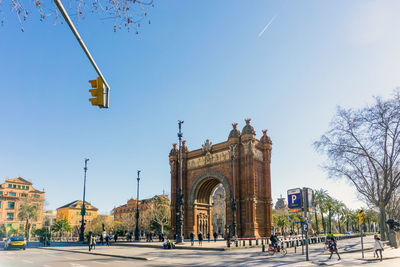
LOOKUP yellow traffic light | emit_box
[89,77,104,107]
[358,209,365,225]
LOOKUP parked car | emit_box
[4,236,26,250]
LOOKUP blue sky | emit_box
[1,0,400,214]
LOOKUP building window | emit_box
[7,202,15,209]
[26,186,29,190]
[6,213,14,220]
[9,192,16,197]
[0,191,2,195]
[33,194,40,198]
[7,223,12,227]
[8,184,12,188]
[89,212,91,216]
[21,193,27,197]
[0,201,1,208]
[22,186,25,189]
[13,185,16,188]
[17,185,21,189]
[76,211,79,215]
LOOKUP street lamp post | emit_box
[79,158,89,242]
[135,170,141,241]
[230,144,237,238]
[176,120,184,244]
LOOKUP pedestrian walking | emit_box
[92,235,96,250]
[190,232,195,246]
[207,233,210,243]
[100,234,104,245]
[105,235,110,246]
[213,232,218,242]
[88,232,93,251]
[374,235,384,261]
[114,233,118,243]
[198,232,203,246]
[328,237,341,260]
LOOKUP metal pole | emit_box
[303,188,309,261]
[360,225,364,258]
[176,120,184,244]
[79,158,89,242]
[53,0,110,108]
[135,170,141,241]
[230,144,237,238]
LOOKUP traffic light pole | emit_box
[303,188,309,261]
[79,158,89,242]
[360,225,364,258]
[54,0,110,108]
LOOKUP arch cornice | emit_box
[188,169,231,206]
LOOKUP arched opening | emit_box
[193,178,227,238]
[211,185,226,237]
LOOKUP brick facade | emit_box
[169,119,273,238]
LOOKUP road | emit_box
[1,236,399,266]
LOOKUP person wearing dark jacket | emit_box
[198,232,203,246]
[190,232,195,246]
[213,232,218,242]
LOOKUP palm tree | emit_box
[313,189,327,234]
[325,195,335,233]
[51,219,72,240]
[276,214,289,235]
[333,200,345,234]
[17,201,39,241]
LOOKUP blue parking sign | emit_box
[287,188,302,209]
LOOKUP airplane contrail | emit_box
[258,15,277,37]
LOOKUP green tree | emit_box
[313,189,328,234]
[17,201,39,241]
[51,219,72,239]
[276,214,289,235]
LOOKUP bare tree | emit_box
[149,195,170,234]
[1,0,154,32]
[315,91,400,240]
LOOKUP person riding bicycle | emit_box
[270,233,280,250]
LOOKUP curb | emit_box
[36,247,148,261]
[110,243,227,251]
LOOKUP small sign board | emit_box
[302,223,309,233]
[287,188,302,210]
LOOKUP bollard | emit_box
[235,240,238,247]
[243,240,245,246]
[249,239,252,246]
[227,239,231,248]
[262,244,265,252]
[295,244,297,253]
[256,239,259,246]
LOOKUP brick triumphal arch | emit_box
[169,119,273,238]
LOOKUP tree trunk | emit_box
[379,205,388,240]
[321,212,326,233]
[314,210,319,234]
[161,224,164,234]
[337,215,341,234]
[346,216,349,232]
[328,209,332,233]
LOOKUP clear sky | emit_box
[1,0,400,214]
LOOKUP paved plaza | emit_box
[1,236,400,266]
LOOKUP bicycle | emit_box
[267,242,287,256]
